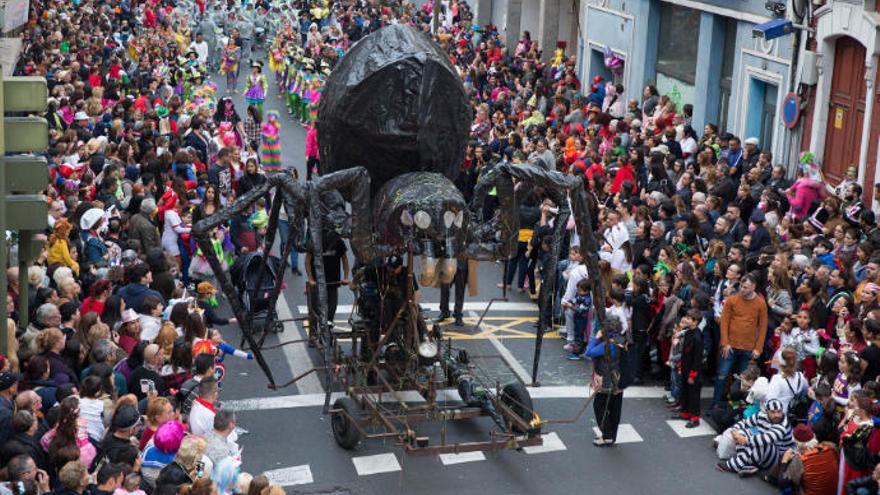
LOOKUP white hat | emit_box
[79,207,105,231]
[120,309,139,324]
[744,136,759,146]
[74,111,89,121]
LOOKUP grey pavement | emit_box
[206,50,775,495]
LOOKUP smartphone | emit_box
[140,379,150,394]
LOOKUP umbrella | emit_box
[80,208,105,231]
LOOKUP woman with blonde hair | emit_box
[47,218,79,276]
[38,328,79,387]
[156,435,211,491]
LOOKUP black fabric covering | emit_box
[373,172,467,249]
[317,24,472,193]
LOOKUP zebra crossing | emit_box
[255,419,715,487]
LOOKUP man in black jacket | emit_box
[85,463,125,495]
[183,118,210,164]
[0,411,47,470]
[128,344,167,401]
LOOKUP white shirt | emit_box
[561,264,589,304]
[607,304,632,337]
[190,40,209,64]
[139,314,162,342]
[161,209,189,256]
[79,397,107,442]
[767,372,808,413]
[603,223,628,251]
[600,249,632,273]
[188,399,215,438]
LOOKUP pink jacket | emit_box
[788,178,826,219]
[306,125,319,159]
[40,419,97,468]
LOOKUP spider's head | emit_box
[373,172,469,287]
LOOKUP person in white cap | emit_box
[743,136,760,170]
[73,111,92,142]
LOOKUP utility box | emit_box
[801,50,819,86]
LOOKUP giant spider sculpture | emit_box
[192,24,608,453]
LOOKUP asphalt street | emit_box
[206,49,776,495]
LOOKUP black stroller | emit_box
[231,252,285,345]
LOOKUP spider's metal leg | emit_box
[306,183,335,413]
[570,186,607,326]
[496,163,578,386]
[314,166,393,264]
[193,178,280,388]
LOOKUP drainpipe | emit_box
[858,54,877,188]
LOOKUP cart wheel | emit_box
[501,382,540,436]
[331,397,363,449]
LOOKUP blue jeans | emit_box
[713,348,753,404]
[277,219,299,272]
[553,259,571,318]
[669,366,681,400]
[505,241,530,288]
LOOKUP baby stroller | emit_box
[231,252,285,345]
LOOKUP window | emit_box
[718,18,738,133]
[656,4,700,84]
[655,3,701,110]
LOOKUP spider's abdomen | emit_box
[317,24,472,193]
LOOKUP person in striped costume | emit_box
[259,111,282,172]
[717,399,794,476]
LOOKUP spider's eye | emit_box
[400,211,414,227]
[443,210,455,229]
[414,210,432,230]
[454,210,464,228]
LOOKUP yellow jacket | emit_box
[47,239,80,276]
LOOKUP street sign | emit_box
[4,117,48,152]
[3,155,47,193]
[0,74,48,347]
[5,194,47,230]
[781,92,800,129]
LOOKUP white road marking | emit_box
[264,465,313,486]
[352,453,401,476]
[277,293,324,394]
[592,424,644,444]
[296,301,537,314]
[468,309,533,385]
[223,385,705,411]
[438,451,486,465]
[665,419,716,438]
[523,432,567,454]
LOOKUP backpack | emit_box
[843,423,877,471]
[785,374,811,425]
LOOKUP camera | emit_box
[765,1,786,17]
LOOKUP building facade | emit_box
[576,0,797,166]
[799,0,880,193]
[472,0,581,61]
